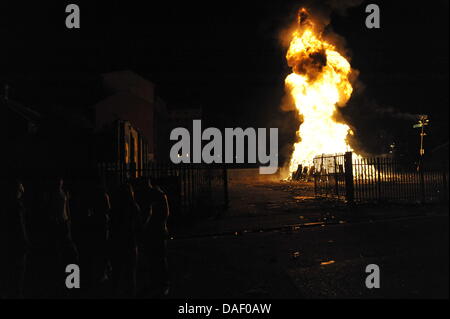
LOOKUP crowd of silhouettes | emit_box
[0,174,170,299]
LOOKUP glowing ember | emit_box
[286,8,357,176]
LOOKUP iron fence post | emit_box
[376,158,382,201]
[334,155,339,197]
[344,152,354,203]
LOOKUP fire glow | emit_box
[286,8,357,176]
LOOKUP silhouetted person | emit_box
[0,179,29,298]
[134,178,153,295]
[110,183,141,298]
[39,177,78,297]
[136,179,170,297]
[50,178,78,261]
[69,176,111,297]
[134,178,154,225]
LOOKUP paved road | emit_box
[168,214,449,298]
[174,180,444,238]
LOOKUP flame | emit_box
[286,8,356,176]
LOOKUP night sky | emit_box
[1,0,448,164]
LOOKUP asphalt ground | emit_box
[168,214,448,299]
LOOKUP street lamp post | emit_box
[413,115,429,171]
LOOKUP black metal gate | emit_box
[314,152,448,204]
[98,162,228,217]
[313,153,347,200]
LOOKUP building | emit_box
[1,86,40,139]
[93,70,168,165]
[1,86,41,169]
[95,119,149,173]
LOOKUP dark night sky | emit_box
[1,0,448,162]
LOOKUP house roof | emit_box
[1,97,41,123]
[102,70,154,104]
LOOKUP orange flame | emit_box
[286,8,356,176]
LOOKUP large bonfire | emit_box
[286,8,358,177]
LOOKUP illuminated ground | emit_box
[167,180,448,298]
[168,210,448,298]
[22,181,448,298]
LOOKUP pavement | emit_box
[168,214,448,299]
[172,181,446,238]
[20,180,447,299]
[166,181,449,299]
